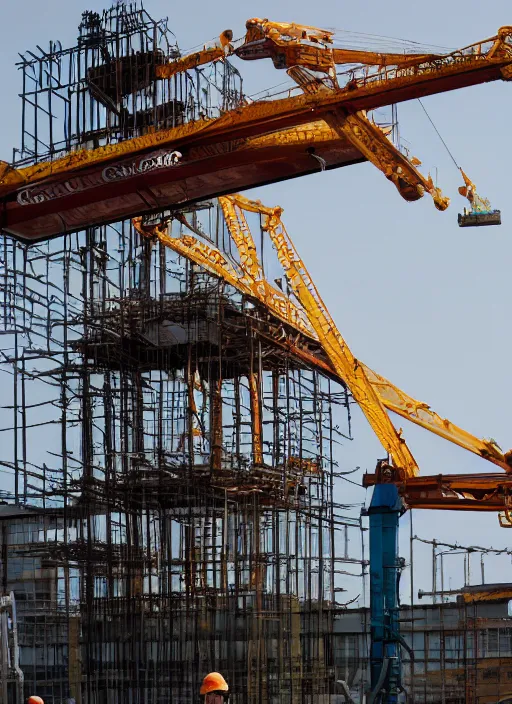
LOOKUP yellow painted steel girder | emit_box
[2,26,512,205]
[133,194,510,478]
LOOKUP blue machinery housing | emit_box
[368,484,405,703]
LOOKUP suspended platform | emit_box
[457,171,501,227]
[458,210,502,227]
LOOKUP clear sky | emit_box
[1,0,512,595]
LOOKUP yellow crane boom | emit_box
[156,18,512,82]
[133,193,510,478]
[2,19,512,243]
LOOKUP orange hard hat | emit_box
[200,672,229,695]
[28,697,44,704]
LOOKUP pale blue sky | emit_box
[1,0,512,594]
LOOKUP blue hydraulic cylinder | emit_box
[368,483,405,703]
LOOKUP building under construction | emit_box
[0,202,361,704]
[0,6,365,703]
[2,4,512,704]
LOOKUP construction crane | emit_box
[1,20,511,240]
[0,11,509,698]
[134,193,511,481]
[132,192,512,702]
[364,468,512,524]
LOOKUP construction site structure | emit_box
[339,582,512,704]
[1,5,512,704]
[0,183,366,703]
[0,7,511,239]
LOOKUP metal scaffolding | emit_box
[0,163,363,704]
[2,5,512,704]
[0,9,366,701]
[13,3,242,168]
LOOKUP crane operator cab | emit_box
[457,169,501,227]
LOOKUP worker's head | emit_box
[28,697,44,704]
[200,672,229,704]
